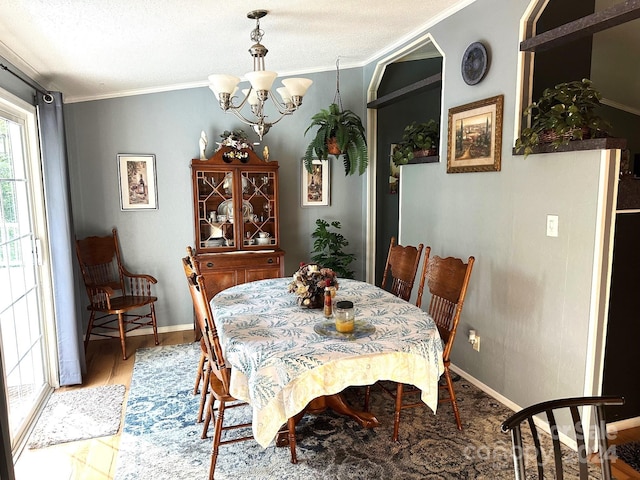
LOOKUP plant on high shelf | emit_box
[392,119,440,167]
[303,103,368,176]
[515,78,611,158]
[310,219,356,279]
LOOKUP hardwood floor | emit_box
[12,331,640,479]
[608,426,640,479]
[13,332,193,480]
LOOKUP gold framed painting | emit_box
[447,94,503,173]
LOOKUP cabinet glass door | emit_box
[241,171,276,248]
[196,169,234,249]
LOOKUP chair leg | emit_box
[150,303,159,346]
[393,383,404,442]
[287,417,298,464]
[194,352,205,395]
[197,366,210,425]
[443,367,463,431]
[117,313,127,360]
[84,311,96,353]
[209,401,225,480]
[202,384,215,439]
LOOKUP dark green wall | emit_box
[603,213,640,421]
[375,58,442,285]
[532,0,595,100]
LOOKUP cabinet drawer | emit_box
[197,254,281,270]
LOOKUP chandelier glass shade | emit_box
[207,10,313,140]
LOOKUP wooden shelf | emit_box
[407,155,439,165]
[512,137,627,156]
[520,0,640,52]
[367,73,442,109]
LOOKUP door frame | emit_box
[0,87,57,454]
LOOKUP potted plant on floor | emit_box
[392,119,440,166]
[303,103,368,176]
[515,78,611,158]
[310,219,356,279]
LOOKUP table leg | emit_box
[322,393,380,428]
[275,392,380,446]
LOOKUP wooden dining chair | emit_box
[380,236,424,301]
[182,249,297,479]
[365,248,475,440]
[75,228,159,360]
[501,396,624,480]
[184,247,212,434]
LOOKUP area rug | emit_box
[114,343,597,480]
[28,384,125,448]
[616,441,640,473]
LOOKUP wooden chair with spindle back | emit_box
[75,228,159,360]
[501,396,624,480]
[184,247,212,436]
[182,248,297,479]
[365,248,475,441]
[380,236,424,301]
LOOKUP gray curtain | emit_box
[37,91,84,385]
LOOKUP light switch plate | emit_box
[546,215,559,237]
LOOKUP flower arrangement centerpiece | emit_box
[217,128,253,162]
[288,263,338,308]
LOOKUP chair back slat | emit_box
[501,396,625,480]
[380,237,423,301]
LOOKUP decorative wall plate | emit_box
[461,42,488,85]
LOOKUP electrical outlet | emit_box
[473,336,480,352]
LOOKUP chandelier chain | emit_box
[250,17,264,44]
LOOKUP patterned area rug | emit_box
[28,384,125,449]
[114,343,597,479]
[616,441,640,473]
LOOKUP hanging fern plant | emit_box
[303,103,368,176]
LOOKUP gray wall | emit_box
[64,68,366,331]
[41,0,628,418]
[368,0,616,410]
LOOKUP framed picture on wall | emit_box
[447,94,503,173]
[117,154,158,210]
[301,159,330,207]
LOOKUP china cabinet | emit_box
[191,146,285,298]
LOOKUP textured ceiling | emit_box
[0,0,468,103]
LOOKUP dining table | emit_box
[210,277,445,448]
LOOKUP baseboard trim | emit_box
[88,323,193,340]
[449,363,579,452]
[449,363,522,413]
[607,416,640,435]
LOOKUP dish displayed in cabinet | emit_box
[217,199,253,222]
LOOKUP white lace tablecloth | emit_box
[211,277,444,448]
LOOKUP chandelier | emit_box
[207,10,313,141]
